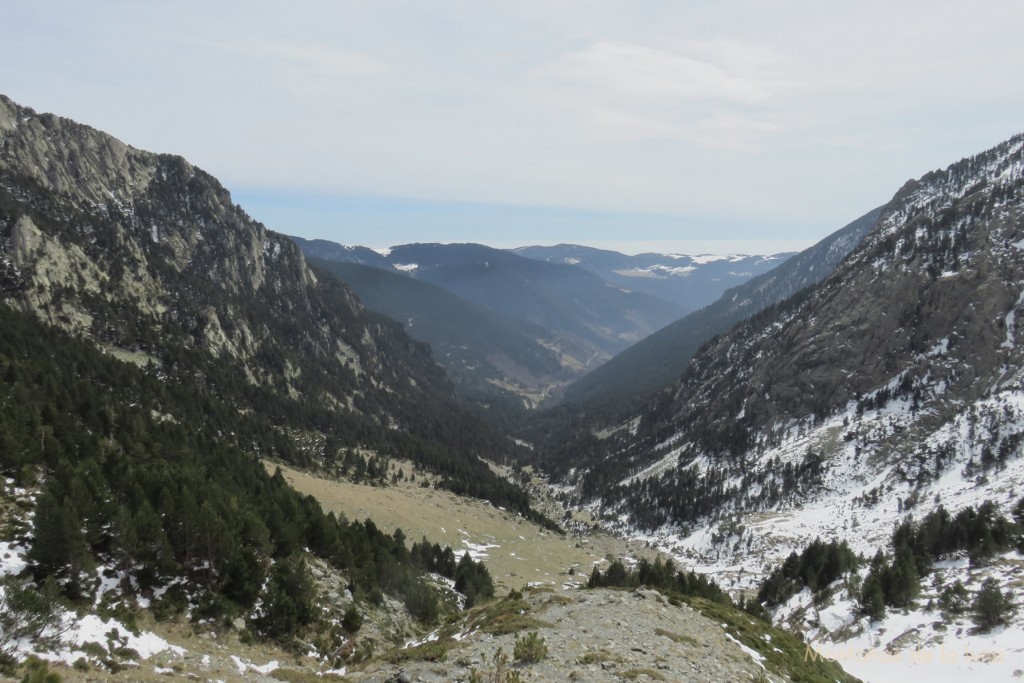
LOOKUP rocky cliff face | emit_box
[0,93,456,440]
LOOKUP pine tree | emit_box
[28,490,94,599]
[859,572,886,621]
[341,603,363,634]
[255,555,316,640]
[972,578,1014,631]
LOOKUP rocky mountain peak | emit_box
[0,93,463,436]
[0,94,157,209]
[554,131,1024,559]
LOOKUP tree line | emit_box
[0,303,492,653]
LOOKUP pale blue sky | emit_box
[3,1,1023,254]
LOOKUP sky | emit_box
[3,1,1023,255]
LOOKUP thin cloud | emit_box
[545,41,791,104]
[206,39,391,81]
[264,43,390,80]
[539,40,791,148]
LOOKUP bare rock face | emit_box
[0,93,452,425]
[0,96,156,207]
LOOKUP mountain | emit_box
[288,237,392,268]
[0,92,540,673]
[563,207,882,405]
[307,258,572,408]
[293,238,686,376]
[0,93,867,683]
[513,243,793,312]
[0,93,542,513]
[550,134,1024,679]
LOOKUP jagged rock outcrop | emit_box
[0,94,451,418]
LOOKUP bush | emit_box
[469,649,523,683]
[19,656,61,683]
[341,603,363,634]
[513,631,548,664]
[938,580,969,619]
[0,578,65,662]
[972,578,1014,631]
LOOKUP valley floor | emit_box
[262,460,656,595]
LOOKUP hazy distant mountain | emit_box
[293,239,686,381]
[308,258,573,408]
[513,244,793,313]
[562,208,882,405]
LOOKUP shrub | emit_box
[0,577,65,662]
[19,656,62,683]
[513,631,548,664]
[469,649,523,683]
[938,580,969,619]
[972,578,1014,631]
[341,603,363,634]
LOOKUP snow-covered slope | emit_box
[561,134,1024,681]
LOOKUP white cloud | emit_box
[536,40,793,149]
[260,43,390,80]
[546,40,782,104]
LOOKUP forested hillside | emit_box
[563,206,882,406]
[0,303,493,652]
[0,93,548,673]
[0,94,539,519]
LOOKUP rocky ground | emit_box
[345,586,779,682]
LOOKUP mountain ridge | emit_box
[0,92,541,517]
[307,257,571,409]
[292,236,688,395]
[513,242,793,313]
[562,206,883,405]
[545,131,1024,681]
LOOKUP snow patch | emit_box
[0,541,28,576]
